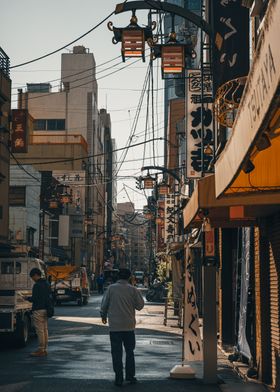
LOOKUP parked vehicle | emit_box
[0,255,45,346]
[146,282,168,303]
[134,270,145,285]
[47,265,90,306]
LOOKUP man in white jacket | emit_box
[100,268,144,386]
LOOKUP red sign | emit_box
[205,228,215,257]
[11,109,28,153]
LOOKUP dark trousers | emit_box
[109,331,136,380]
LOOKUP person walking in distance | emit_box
[97,273,104,294]
[100,268,144,386]
[28,268,52,357]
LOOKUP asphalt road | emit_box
[0,295,267,392]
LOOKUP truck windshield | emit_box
[0,261,21,274]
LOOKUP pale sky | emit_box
[1,0,165,209]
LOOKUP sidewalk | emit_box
[138,302,269,392]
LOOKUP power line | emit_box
[0,141,41,183]
[11,55,122,90]
[10,10,116,69]
[11,57,143,104]
[116,66,150,176]
[14,137,167,166]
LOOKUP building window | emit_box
[34,119,65,131]
[26,227,36,247]
[9,186,26,206]
[34,119,46,130]
[1,261,21,274]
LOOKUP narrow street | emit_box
[0,295,267,392]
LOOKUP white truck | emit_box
[0,255,45,346]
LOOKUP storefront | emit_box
[213,1,280,386]
[183,172,280,385]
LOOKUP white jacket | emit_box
[100,280,144,331]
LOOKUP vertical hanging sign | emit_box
[183,246,203,362]
[204,228,215,257]
[186,70,214,178]
[212,0,249,93]
[11,109,28,153]
[164,194,176,244]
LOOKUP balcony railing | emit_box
[29,134,88,152]
[0,47,10,78]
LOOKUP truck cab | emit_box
[47,265,90,306]
[0,255,45,346]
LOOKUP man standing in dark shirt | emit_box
[28,268,51,357]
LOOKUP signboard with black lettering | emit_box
[164,193,180,244]
[183,246,202,362]
[186,70,214,178]
[11,109,28,153]
[211,0,249,93]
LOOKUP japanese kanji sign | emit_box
[11,109,28,153]
[183,246,202,362]
[212,0,249,93]
[186,70,214,178]
[164,193,178,244]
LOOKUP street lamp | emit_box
[142,173,155,189]
[157,181,169,196]
[151,30,195,79]
[108,10,155,62]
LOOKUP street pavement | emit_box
[0,294,269,392]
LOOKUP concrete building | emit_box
[113,202,149,272]
[9,165,41,254]
[12,46,113,273]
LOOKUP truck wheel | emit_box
[16,315,30,347]
[82,297,88,305]
[77,299,83,306]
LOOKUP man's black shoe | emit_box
[115,374,123,387]
[126,377,137,384]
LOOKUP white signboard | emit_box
[186,70,214,178]
[58,215,70,246]
[183,246,203,362]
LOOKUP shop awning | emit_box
[183,175,280,229]
[215,0,280,198]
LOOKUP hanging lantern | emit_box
[60,193,71,204]
[157,181,169,195]
[143,174,155,189]
[122,28,145,61]
[49,199,58,209]
[155,216,164,224]
[108,12,155,63]
[144,210,153,220]
[151,28,195,79]
[162,44,185,75]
